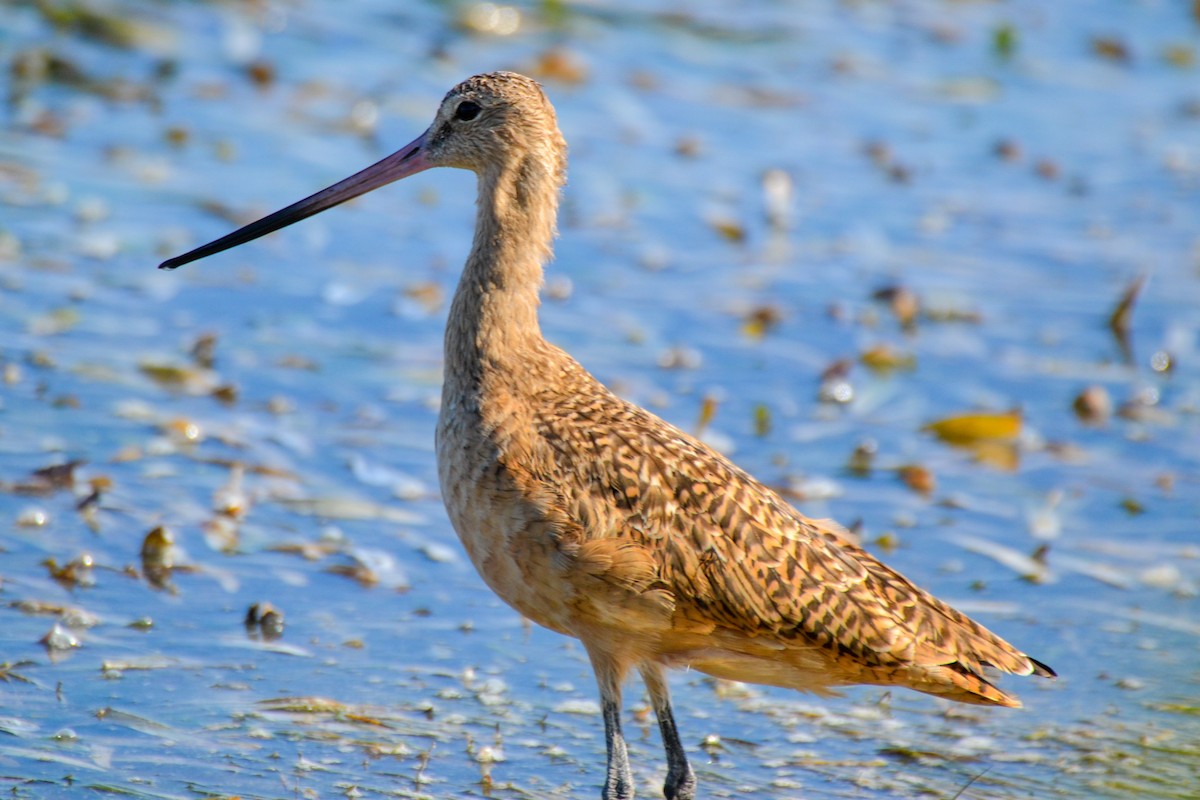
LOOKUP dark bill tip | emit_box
[157,131,432,271]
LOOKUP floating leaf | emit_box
[1034,158,1060,180]
[259,696,349,714]
[404,281,444,312]
[923,409,1022,444]
[752,404,771,437]
[993,23,1018,59]
[140,525,180,589]
[529,48,588,83]
[709,217,746,243]
[163,417,203,443]
[897,464,935,495]
[139,361,217,394]
[1120,497,1145,516]
[695,394,718,434]
[859,343,916,372]
[245,59,276,88]
[1109,274,1145,361]
[742,305,781,339]
[44,554,94,588]
[1162,44,1195,68]
[1092,36,1131,63]
[0,661,37,685]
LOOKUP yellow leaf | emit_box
[923,409,1022,444]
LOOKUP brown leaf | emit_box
[897,464,936,496]
[742,305,781,338]
[1092,36,1131,63]
[859,343,916,372]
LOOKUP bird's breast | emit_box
[435,397,578,636]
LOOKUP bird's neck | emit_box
[444,153,560,390]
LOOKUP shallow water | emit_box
[2,1,1198,798]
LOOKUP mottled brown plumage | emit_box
[160,71,1054,800]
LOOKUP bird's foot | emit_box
[665,766,696,800]
[602,774,634,800]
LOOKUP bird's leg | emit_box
[602,694,634,800]
[589,647,635,800]
[640,664,696,800]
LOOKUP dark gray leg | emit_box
[587,645,635,800]
[640,664,696,800]
[601,695,635,800]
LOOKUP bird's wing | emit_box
[540,395,1042,680]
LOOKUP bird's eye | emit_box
[455,100,481,121]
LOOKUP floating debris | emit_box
[245,601,285,641]
[952,534,1052,584]
[993,23,1018,59]
[753,404,772,437]
[1092,36,1132,64]
[897,464,936,496]
[279,496,423,524]
[1109,274,1146,361]
[872,285,920,329]
[44,554,95,588]
[1072,385,1112,424]
[327,547,410,591]
[847,439,877,476]
[859,343,916,373]
[529,48,588,84]
[5,460,85,495]
[742,305,782,339]
[40,623,81,654]
[458,2,521,36]
[818,358,855,404]
[993,138,1022,162]
[0,661,37,685]
[212,464,249,518]
[101,657,180,677]
[140,525,182,590]
[708,215,747,243]
[762,168,793,230]
[15,507,50,527]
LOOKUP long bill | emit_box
[158,130,432,270]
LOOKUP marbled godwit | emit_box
[161,72,1055,800]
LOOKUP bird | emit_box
[160,71,1055,800]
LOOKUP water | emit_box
[2,1,1198,797]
